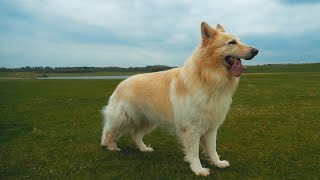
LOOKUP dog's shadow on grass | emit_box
[100,145,231,178]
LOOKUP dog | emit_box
[101,22,259,176]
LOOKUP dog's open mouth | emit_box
[225,56,246,77]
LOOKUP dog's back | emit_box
[108,68,180,124]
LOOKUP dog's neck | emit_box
[181,46,239,94]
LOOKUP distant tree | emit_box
[0,65,176,73]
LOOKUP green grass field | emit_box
[1,73,319,179]
[245,62,320,73]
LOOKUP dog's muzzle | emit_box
[245,48,259,60]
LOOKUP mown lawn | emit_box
[0,73,319,179]
[245,63,320,73]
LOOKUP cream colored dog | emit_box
[101,22,259,176]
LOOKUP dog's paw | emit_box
[193,167,210,176]
[140,146,154,152]
[214,160,230,168]
[107,147,121,151]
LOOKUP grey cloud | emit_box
[1,0,320,67]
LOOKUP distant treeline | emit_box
[1,63,319,74]
[0,65,175,73]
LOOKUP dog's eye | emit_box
[228,40,237,45]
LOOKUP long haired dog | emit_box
[101,22,259,176]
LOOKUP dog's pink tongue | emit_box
[231,58,244,77]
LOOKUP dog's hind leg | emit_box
[101,125,121,151]
[180,128,210,176]
[101,105,124,151]
[131,122,156,152]
[101,125,109,147]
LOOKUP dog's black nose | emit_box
[251,48,259,56]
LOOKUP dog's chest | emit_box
[192,89,233,118]
[171,87,234,129]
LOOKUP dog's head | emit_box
[200,22,259,77]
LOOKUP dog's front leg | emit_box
[202,127,230,168]
[180,129,210,176]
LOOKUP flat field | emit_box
[0,73,319,179]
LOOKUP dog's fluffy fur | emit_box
[101,22,258,176]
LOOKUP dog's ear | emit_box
[201,22,216,39]
[216,24,225,32]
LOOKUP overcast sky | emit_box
[1,0,320,68]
